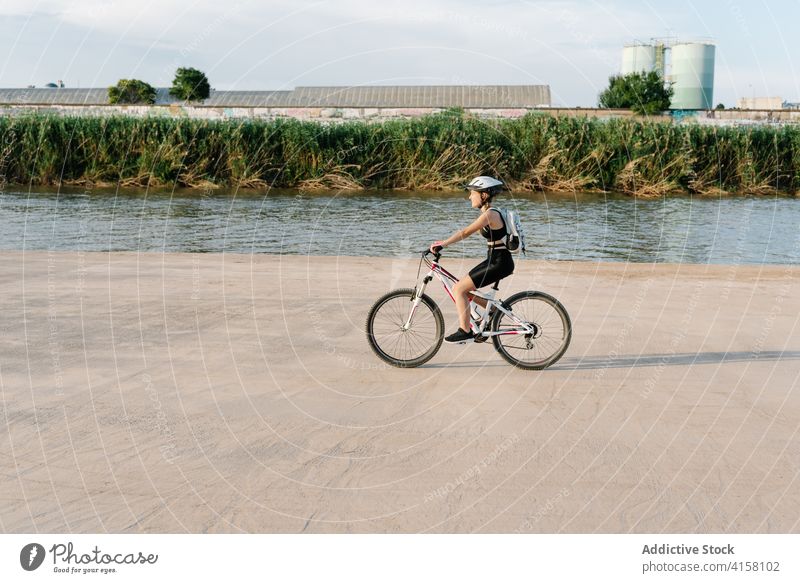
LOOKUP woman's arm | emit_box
[439,213,492,248]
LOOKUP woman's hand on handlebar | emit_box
[429,241,445,254]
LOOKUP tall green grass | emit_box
[0,111,798,195]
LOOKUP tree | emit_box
[598,71,673,115]
[715,103,726,110]
[169,67,210,101]
[108,79,157,104]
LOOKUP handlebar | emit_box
[423,247,442,260]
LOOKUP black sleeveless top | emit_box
[480,208,506,244]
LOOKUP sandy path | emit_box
[1,251,798,533]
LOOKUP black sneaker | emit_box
[444,328,475,344]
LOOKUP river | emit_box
[1,188,798,264]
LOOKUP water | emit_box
[1,187,798,264]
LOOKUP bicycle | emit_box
[365,248,572,369]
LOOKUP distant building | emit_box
[736,96,783,110]
[0,85,551,109]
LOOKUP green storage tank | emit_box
[669,42,715,109]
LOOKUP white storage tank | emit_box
[621,44,657,75]
[669,42,715,109]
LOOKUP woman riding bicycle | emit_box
[430,176,514,344]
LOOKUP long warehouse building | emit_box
[0,85,551,109]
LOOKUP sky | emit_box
[0,0,798,107]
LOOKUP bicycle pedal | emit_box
[474,335,489,344]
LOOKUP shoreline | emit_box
[1,249,796,268]
[4,180,799,199]
[1,251,798,533]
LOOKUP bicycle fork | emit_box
[403,273,434,330]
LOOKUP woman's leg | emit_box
[453,276,477,332]
[472,296,488,309]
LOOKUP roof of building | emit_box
[287,85,550,108]
[0,85,550,108]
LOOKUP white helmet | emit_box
[463,175,505,193]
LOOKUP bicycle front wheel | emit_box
[365,288,444,368]
[491,291,572,370]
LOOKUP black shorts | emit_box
[468,248,514,288]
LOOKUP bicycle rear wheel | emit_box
[365,288,444,368]
[491,291,572,370]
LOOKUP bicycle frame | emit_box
[405,253,536,338]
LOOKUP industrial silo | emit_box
[621,43,657,75]
[669,42,715,109]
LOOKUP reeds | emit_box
[0,111,798,196]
